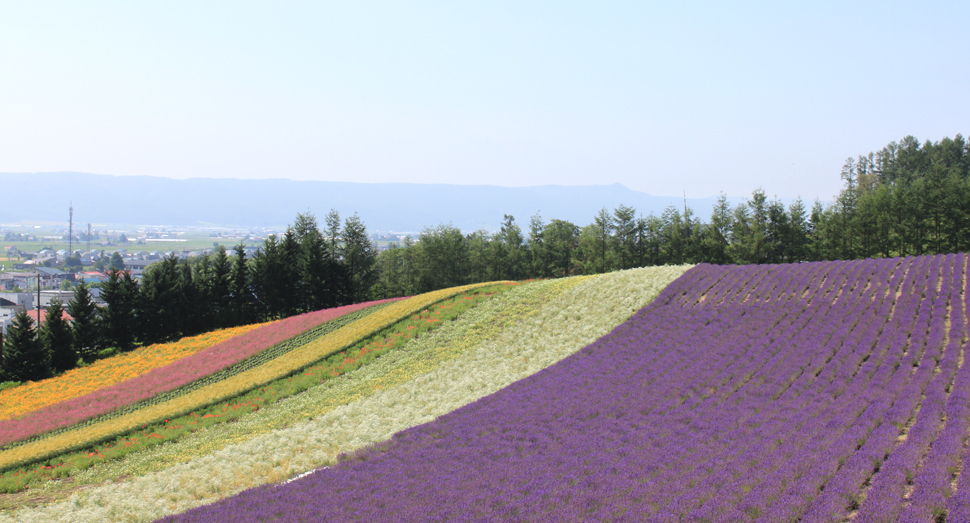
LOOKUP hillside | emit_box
[1,254,967,522]
[159,254,969,523]
[0,266,688,521]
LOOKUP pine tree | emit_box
[341,213,377,303]
[100,269,138,351]
[41,300,76,373]
[67,281,100,360]
[230,244,255,325]
[138,255,180,344]
[209,246,233,327]
[252,234,287,319]
[1,310,50,382]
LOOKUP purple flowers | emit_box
[159,254,970,522]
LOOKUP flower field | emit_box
[0,298,401,450]
[0,323,265,423]
[154,254,970,523]
[6,255,967,522]
[0,266,688,521]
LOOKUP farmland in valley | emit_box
[2,255,969,522]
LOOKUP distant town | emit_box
[0,221,412,335]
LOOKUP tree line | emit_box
[3,134,966,382]
[371,134,969,295]
[1,211,376,382]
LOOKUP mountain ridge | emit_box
[1,172,748,232]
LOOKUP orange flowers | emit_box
[0,323,264,422]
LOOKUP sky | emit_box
[1,1,967,203]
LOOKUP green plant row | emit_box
[0,282,505,473]
[0,302,393,453]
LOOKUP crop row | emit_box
[0,289,502,497]
[0,323,265,422]
[0,301,397,455]
[0,284,496,474]
[157,255,969,522]
[0,298,401,450]
[1,266,690,522]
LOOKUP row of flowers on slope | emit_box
[0,324,265,423]
[0,266,689,522]
[0,283,500,474]
[0,298,402,449]
[0,291,498,496]
[74,279,573,484]
[163,255,970,523]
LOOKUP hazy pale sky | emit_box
[1,1,966,202]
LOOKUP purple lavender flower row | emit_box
[159,254,969,523]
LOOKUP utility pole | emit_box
[36,274,41,326]
[69,204,74,256]
[87,223,92,253]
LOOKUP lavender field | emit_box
[161,254,969,523]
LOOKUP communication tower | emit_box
[69,204,74,255]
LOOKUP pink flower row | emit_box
[0,298,404,447]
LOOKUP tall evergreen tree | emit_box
[528,212,546,278]
[67,282,100,360]
[138,255,181,344]
[498,215,526,280]
[176,261,204,336]
[209,246,233,327]
[299,227,330,311]
[99,269,138,351]
[41,300,76,373]
[612,205,638,270]
[252,234,288,319]
[702,194,733,264]
[1,310,49,382]
[230,244,256,325]
[342,213,377,303]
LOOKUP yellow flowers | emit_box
[0,282,502,473]
[0,323,265,422]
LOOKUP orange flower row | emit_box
[0,322,266,422]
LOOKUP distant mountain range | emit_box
[0,172,751,232]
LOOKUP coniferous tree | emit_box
[528,212,546,278]
[138,255,180,344]
[41,300,76,373]
[176,261,204,336]
[230,243,256,325]
[299,227,330,311]
[209,246,233,327]
[99,269,138,351]
[342,213,377,303]
[498,215,526,280]
[612,205,638,270]
[1,310,49,382]
[702,194,732,264]
[279,230,301,316]
[67,282,100,360]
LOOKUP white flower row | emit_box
[5,265,690,523]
